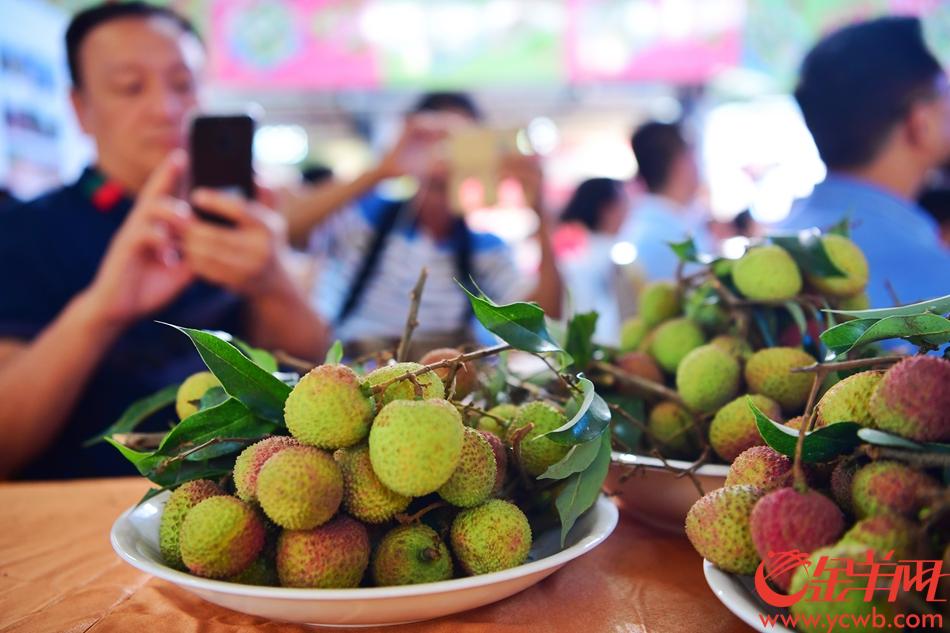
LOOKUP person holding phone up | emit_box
[0,3,329,479]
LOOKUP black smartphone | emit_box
[189,114,256,225]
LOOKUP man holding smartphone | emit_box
[0,3,328,479]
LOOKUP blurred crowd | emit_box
[0,2,948,479]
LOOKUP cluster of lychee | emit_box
[158,352,574,589]
[610,234,872,464]
[686,354,950,628]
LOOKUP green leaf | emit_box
[233,339,279,373]
[147,457,235,488]
[161,324,292,424]
[324,340,344,365]
[820,314,950,355]
[538,435,604,480]
[543,376,612,445]
[824,293,950,320]
[826,217,851,237]
[83,383,178,447]
[157,398,277,460]
[555,432,611,546]
[856,428,923,451]
[459,286,566,358]
[564,312,598,370]
[749,398,862,462]
[198,386,229,411]
[771,228,846,278]
[667,237,714,264]
[603,394,644,452]
[104,437,161,476]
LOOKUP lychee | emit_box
[159,479,226,569]
[830,459,858,515]
[840,513,920,561]
[868,356,950,442]
[372,524,453,586]
[851,460,940,519]
[364,362,445,407]
[685,485,765,574]
[675,344,741,414]
[450,499,532,575]
[816,370,882,427]
[505,401,570,477]
[647,401,700,458]
[476,403,518,438]
[709,394,781,462]
[619,317,650,352]
[744,347,816,414]
[615,351,665,397]
[478,429,508,494]
[419,347,477,397]
[725,446,793,491]
[335,444,410,523]
[284,364,374,449]
[179,496,265,579]
[710,335,753,364]
[649,318,706,373]
[175,371,221,420]
[277,515,370,588]
[732,245,802,301]
[805,234,869,298]
[256,446,343,529]
[638,281,680,327]
[233,436,300,503]
[439,427,496,508]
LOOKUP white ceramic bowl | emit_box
[703,560,794,633]
[111,493,618,627]
[605,452,729,532]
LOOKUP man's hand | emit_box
[375,112,462,180]
[83,150,194,329]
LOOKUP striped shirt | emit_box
[310,196,525,343]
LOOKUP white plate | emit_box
[606,452,729,532]
[703,560,794,633]
[111,493,618,627]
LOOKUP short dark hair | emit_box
[631,121,687,193]
[301,164,334,185]
[560,178,624,231]
[66,2,200,89]
[411,92,482,121]
[795,17,943,170]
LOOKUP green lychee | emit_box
[851,460,940,519]
[179,496,265,579]
[709,394,781,462]
[335,444,410,523]
[277,515,370,588]
[369,398,464,496]
[159,479,226,569]
[840,513,920,561]
[439,427,496,507]
[675,344,741,414]
[284,364,374,449]
[478,429,508,494]
[450,499,532,575]
[476,403,518,438]
[647,401,700,458]
[709,335,753,364]
[744,347,816,413]
[256,446,343,529]
[830,459,858,515]
[505,401,570,477]
[732,245,802,301]
[816,370,882,427]
[175,371,221,420]
[835,291,870,312]
[685,485,765,574]
[649,318,705,373]
[364,362,445,408]
[371,524,453,586]
[419,347,477,397]
[619,317,650,352]
[233,436,300,503]
[638,281,681,327]
[725,445,792,491]
[805,235,869,298]
[228,555,278,586]
[868,356,950,442]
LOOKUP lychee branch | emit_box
[859,445,950,468]
[395,501,447,525]
[592,361,686,407]
[452,401,510,428]
[396,268,428,363]
[370,343,513,395]
[153,436,255,474]
[789,355,904,374]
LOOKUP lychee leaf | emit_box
[856,428,923,451]
[198,386,228,411]
[459,286,567,358]
[543,376,611,445]
[538,435,603,480]
[564,311,598,370]
[826,217,851,238]
[668,237,714,264]
[104,437,161,475]
[749,398,862,462]
[157,398,277,459]
[160,324,292,424]
[771,228,846,278]
[324,340,344,365]
[83,382,178,447]
[823,293,950,320]
[555,432,611,546]
[820,314,950,355]
[603,394,644,452]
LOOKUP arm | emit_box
[285,167,387,247]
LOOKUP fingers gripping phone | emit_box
[189,114,256,225]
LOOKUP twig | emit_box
[594,361,686,406]
[154,437,255,474]
[371,343,512,395]
[406,372,424,398]
[444,362,462,400]
[533,352,580,395]
[884,280,901,307]
[112,432,167,450]
[452,401,511,428]
[860,445,950,468]
[395,501,446,525]
[274,350,317,372]
[396,268,428,362]
[509,423,535,490]
[793,373,822,491]
[790,355,904,374]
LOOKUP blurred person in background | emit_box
[620,121,708,283]
[918,164,950,248]
[0,2,328,479]
[782,16,950,307]
[285,92,562,357]
[555,177,628,343]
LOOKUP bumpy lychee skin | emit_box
[619,317,650,352]
[709,335,753,364]
[851,460,940,519]
[749,488,845,591]
[805,234,869,298]
[478,430,508,494]
[744,347,816,413]
[647,401,700,458]
[233,436,301,503]
[816,370,883,428]
[369,399,464,496]
[732,245,802,301]
[372,524,453,586]
[439,427,497,508]
[227,555,278,586]
[615,352,664,395]
[175,371,221,420]
[335,444,410,523]
[709,394,781,462]
[841,513,919,561]
[675,344,741,414]
[505,401,570,477]
[830,459,858,515]
[725,446,793,491]
[179,496,265,579]
[450,500,532,575]
[364,362,445,408]
[836,291,870,312]
[868,356,950,442]
[256,446,344,529]
[638,281,681,327]
[685,485,765,575]
[784,415,805,430]
[476,403,518,438]
[419,347,477,397]
[277,515,370,588]
[159,479,226,569]
[649,318,706,373]
[284,364,374,449]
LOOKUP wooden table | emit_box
[0,478,750,632]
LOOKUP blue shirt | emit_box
[778,175,950,309]
[620,194,712,281]
[0,168,245,479]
